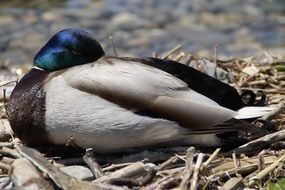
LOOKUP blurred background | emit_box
[1,0,285,79]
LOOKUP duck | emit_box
[7,28,274,153]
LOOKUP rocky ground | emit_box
[1,0,285,79]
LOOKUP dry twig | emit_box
[179,147,195,190]
[248,152,285,187]
[109,36,118,56]
[190,153,204,190]
[162,44,182,59]
[83,148,104,179]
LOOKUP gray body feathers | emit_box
[43,57,240,152]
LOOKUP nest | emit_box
[0,46,284,190]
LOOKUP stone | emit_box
[0,15,13,25]
[110,12,150,30]
[8,31,46,53]
[42,11,62,22]
[60,165,94,181]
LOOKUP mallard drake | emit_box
[7,28,274,153]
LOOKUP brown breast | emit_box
[7,68,51,145]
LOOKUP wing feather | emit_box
[61,57,237,129]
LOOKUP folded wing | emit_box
[61,57,238,131]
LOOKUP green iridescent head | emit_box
[34,28,105,71]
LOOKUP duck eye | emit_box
[71,48,82,55]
